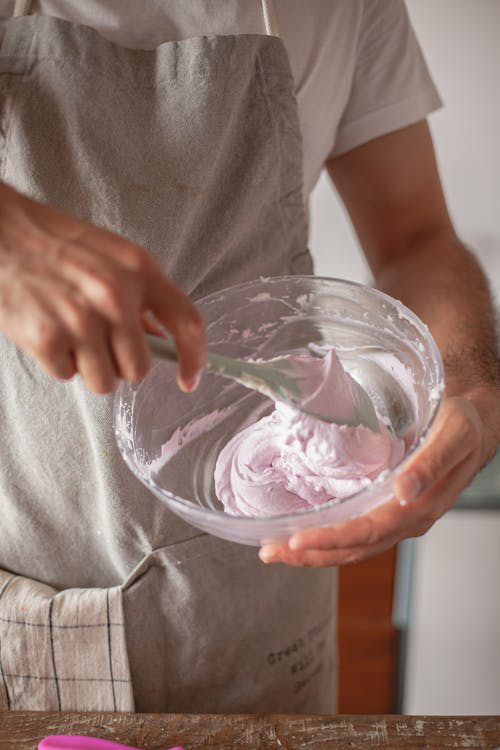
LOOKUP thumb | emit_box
[393,397,480,503]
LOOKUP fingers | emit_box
[110,322,152,383]
[39,223,206,390]
[172,311,206,392]
[393,397,481,503]
[38,327,148,394]
[407,447,480,525]
[39,350,77,381]
[48,237,204,391]
[15,306,78,382]
[287,497,408,552]
[45,292,120,392]
[74,336,117,394]
[259,534,400,568]
[144,266,206,391]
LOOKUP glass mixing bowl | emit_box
[114,276,444,545]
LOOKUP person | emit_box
[0,0,498,714]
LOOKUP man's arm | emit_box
[328,120,498,407]
[260,121,499,567]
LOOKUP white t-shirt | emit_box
[0,0,441,195]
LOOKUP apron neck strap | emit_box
[13,0,32,17]
[261,0,280,37]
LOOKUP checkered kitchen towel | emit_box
[0,570,134,710]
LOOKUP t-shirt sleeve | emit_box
[330,0,442,158]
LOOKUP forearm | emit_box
[373,231,499,430]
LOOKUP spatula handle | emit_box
[146,334,178,363]
[146,334,229,376]
[38,736,183,750]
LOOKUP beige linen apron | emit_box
[0,0,337,712]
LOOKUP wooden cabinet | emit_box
[337,547,399,713]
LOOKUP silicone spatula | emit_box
[147,334,380,432]
[38,737,183,750]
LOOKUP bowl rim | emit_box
[113,274,445,527]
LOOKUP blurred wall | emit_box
[309,0,500,302]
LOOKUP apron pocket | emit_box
[0,569,134,711]
[121,534,337,713]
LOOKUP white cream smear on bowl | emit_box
[214,348,406,518]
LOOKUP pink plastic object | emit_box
[38,737,183,750]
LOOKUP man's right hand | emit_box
[0,183,206,394]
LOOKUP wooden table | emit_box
[1,712,499,750]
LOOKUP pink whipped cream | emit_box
[214,349,405,517]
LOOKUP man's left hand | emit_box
[259,388,499,567]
